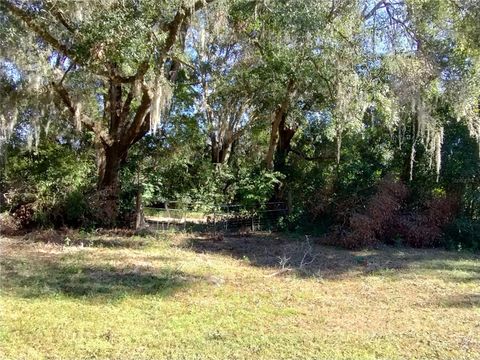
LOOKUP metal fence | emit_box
[144,201,288,233]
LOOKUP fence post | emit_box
[287,191,292,214]
[225,205,228,231]
[183,205,186,232]
[166,201,170,227]
[213,206,216,236]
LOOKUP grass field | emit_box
[0,231,479,360]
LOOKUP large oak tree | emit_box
[1,0,217,221]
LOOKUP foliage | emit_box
[328,177,409,249]
[1,141,95,227]
[391,195,460,248]
[0,0,479,246]
[235,168,283,208]
[443,217,480,252]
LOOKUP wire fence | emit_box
[144,201,288,233]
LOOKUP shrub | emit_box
[0,212,23,236]
[12,203,36,229]
[2,143,96,228]
[392,196,459,248]
[62,190,92,227]
[442,217,480,251]
[330,177,408,249]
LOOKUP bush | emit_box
[443,217,480,251]
[392,196,459,248]
[63,190,92,227]
[11,203,36,229]
[324,175,466,250]
[329,177,408,249]
[0,212,23,236]
[2,143,96,228]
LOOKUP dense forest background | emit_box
[0,0,479,250]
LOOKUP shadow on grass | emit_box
[182,233,480,281]
[1,255,196,300]
[80,237,152,249]
[23,230,156,249]
[439,294,480,308]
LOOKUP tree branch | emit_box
[46,1,75,33]
[59,62,74,84]
[159,0,215,63]
[123,86,151,146]
[2,0,82,64]
[363,1,405,20]
[51,80,112,146]
[123,0,216,144]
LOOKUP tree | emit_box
[189,11,257,164]
[1,0,216,222]
[1,0,479,235]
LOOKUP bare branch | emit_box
[59,62,74,85]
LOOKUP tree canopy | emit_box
[1,0,479,248]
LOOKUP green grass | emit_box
[1,232,479,360]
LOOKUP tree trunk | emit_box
[265,80,297,200]
[274,113,296,173]
[265,111,281,170]
[211,135,221,163]
[265,79,296,170]
[98,148,120,188]
[271,113,297,201]
[212,143,231,164]
[135,187,145,230]
[94,141,128,226]
[211,134,233,164]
